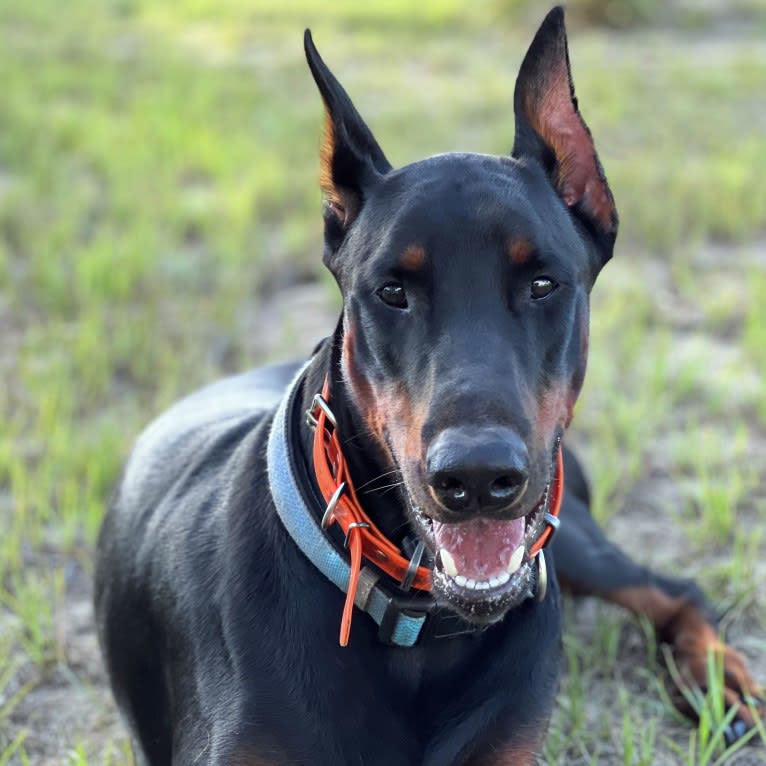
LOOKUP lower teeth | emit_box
[452,569,513,590]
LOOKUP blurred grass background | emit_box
[1,0,765,763]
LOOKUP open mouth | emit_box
[410,469,555,622]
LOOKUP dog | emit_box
[94,7,762,764]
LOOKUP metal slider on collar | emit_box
[305,392,336,430]
[399,540,426,592]
[344,521,371,549]
[320,482,346,529]
[542,512,560,543]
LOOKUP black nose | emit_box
[425,426,529,514]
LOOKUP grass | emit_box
[1,0,765,763]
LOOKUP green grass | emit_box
[1,0,765,762]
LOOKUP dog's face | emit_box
[305,7,617,624]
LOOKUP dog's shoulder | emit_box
[116,362,301,525]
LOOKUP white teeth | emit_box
[506,545,525,575]
[489,572,510,588]
[444,553,521,591]
[452,571,512,591]
[439,549,458,577]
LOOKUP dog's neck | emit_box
[298,324,411,545]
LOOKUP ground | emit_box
[1,1,765,764]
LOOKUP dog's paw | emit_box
[665,639,764,744]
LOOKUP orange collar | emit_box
[529,447,564,557]
[307,377,563,646]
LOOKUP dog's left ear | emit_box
[304,31,392,255]
[512,7,618,270]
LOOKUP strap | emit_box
[308,377,433,644]
[528,448,564,557]
[266,365,429,647]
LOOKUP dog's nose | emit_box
[425,426,529,514]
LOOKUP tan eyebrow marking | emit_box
[400,244,427,271]
[507,238,534,265]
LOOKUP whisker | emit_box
[355,469,403,491]
[342,429,378,446]
[363,480,405,495]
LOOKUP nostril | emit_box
[439,477,468,506]
[488,472,528,502]
[441,479,468,500]
[489,476,516,501]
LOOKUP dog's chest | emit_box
[255,599,561,766]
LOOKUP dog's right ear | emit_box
[304,31,392,253]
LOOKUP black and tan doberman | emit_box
[95,8,762,764]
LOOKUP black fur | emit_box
[95,8,758,764]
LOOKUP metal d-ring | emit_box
[399,540,426,592]
[344,521,371,549]
[305,392,337,430]
[535,551,548,603]
[320,482,346,529]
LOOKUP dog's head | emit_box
[305,7,617,624]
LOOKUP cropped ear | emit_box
[304,31,392,251]
[512,7,618,269]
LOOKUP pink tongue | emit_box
[432,517,525,580]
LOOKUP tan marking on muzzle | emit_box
[532,383,575,441]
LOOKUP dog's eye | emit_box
[530,277,557,300]
[377,283,408,309]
